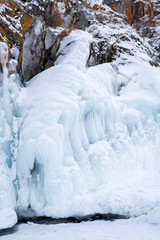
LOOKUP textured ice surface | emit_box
[0,43,17,229]
[16,30,160,218]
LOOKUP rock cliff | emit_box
[0,0,159,82]
[103,0,160,51]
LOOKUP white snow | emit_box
[1,215,160,240]
[16,29,160,218]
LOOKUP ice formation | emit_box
[16,30,160,218]
[0,43,17,229]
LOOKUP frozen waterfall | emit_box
[0,43,17,229]
[16,30,160,218]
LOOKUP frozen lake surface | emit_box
[1,217,160,240]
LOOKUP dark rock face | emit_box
[21,20,45,82]
[0,0,55,82]
[102,0,160,52]
[102,0,158,26]
[20,1,99,81]
[87,41,109,66]
[1,0,160,82]
[132,1,160,53]
[44,27,61,69]
[103,0,125,13]
[23,0,54,19]
[75,9,95,29]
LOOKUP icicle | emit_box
[0,42,17,229]
[0,42,12,126]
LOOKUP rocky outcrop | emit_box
[0,0,160,82]
[0,0,55,81]
[0,1,112,81]
[21,19,45,82]
[102,0,156,25]
[0,0,93,81]
[102,0,160,53]
[132,1,160,53]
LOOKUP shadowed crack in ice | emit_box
[18,213,129,224]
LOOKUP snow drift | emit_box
[16,30,160,218]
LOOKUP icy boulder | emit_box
[0,209,17,230]
[17,30,160,218]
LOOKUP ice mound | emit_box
[16,30,160,218]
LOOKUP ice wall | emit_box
[17,30,160,218]
[0,43,17,229]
